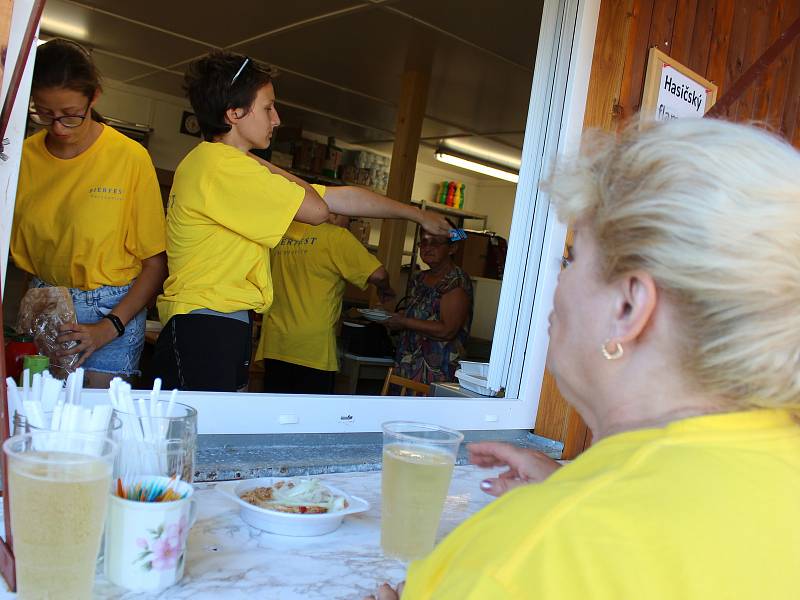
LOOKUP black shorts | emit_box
[263,358,335,395]
[152,314,252,392]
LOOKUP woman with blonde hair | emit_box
[367,117,800,599]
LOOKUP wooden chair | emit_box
[381,368,430,397]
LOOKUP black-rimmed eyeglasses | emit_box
[29,102,91,128]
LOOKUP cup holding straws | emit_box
[104,475,197,592]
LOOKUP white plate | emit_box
[216,478,370,536]
[455,369,497,397]
[459,360,489,378]
[357,308,392,322]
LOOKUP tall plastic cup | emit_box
[3,431,117,599]
[380,421,464,561]
[20,354,49,385]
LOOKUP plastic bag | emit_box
[16,287,80,379]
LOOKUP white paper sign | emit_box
[655,64,709,121]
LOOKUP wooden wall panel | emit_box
[723,2,754,118]
[787,39,800,145]
[687,0,716,75]
[755,0,786,123]
[705,0,736,90]
[582,0,637,129]
[765,1,799,128]
[734,0,771,121]
[535,0,800,454]
[648,0,679,53]
[671,0,699,65]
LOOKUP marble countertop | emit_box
[1,465,502,599]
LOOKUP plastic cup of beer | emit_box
[381,421,464,561]
[3,431,117,599]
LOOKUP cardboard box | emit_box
[292,139,314,171]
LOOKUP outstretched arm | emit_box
[324,186,450,236]
[248,153,451,235]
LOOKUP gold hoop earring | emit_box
[601,340,624,360]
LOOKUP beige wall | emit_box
[95,79,200,172]
[468,179,516,239]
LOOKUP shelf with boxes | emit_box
[268,128,390,194]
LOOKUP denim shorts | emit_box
[32,278,146,376]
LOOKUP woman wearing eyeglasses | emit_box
[152,51,451,391]
[384,228,473,384]
[10,38,167,387]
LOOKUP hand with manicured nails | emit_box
[468,441,562,497]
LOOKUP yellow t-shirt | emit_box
[157,142,323,324]
[256,222,381,371]
[404,409,800,599]
[11,126,166,290]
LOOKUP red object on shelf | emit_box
[445,181,456,206]
[4,338,37,383]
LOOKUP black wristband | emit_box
[103,313,125,337]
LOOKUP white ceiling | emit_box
[39,0,544,169]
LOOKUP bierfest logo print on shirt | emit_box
[88,185,125,201]
[275,235,318,256]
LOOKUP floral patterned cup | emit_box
[103,477,197,592]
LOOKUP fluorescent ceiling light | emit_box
[40,16,88,40]
[435,148,519,183]
[444,138,522,171]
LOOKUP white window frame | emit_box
[1,0,600,435]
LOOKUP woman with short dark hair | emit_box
[153,51,452,391]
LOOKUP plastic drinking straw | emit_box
[30,372,41,411]
[22,368,29,404]
[41,375,61,413]
[6,377,21,422]
[149,378,161,422]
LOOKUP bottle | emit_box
[439,181,449,204]
[452,181,461,208]
[446,181,456,206]
[4,334,37,382]
[458,183,466,209]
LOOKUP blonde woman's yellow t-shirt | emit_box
[11,126,166,290]
[256,222,381,371]
[157,142,322,324]
[404,409,800,599]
